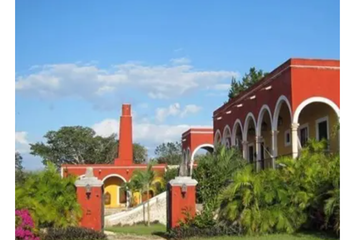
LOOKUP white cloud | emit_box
[180,104,202,117]
[155,103,202,122]
[92,119,210,149]
[170,57,191,65]
[16,59,237,106]
[15,131,30,154]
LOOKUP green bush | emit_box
[43,227,107,240]
[15,162,82,228]
[193,145,247,211]
[168,224,242,239]
[218,139,340,236]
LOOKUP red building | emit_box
[182,58,340,172]
[62,104,166,208]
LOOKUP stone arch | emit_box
[243,112,257,141]
[189,144,214,175]
[103,174,127,208]
[222,125,232,148]
[231,119,244,146]
[256,104,273,136]
[293,97,340,124]
[272,95,292,131]
[214,130,222,145]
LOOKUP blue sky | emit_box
[15,0,339,170]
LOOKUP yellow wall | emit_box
[104,177,124,208]
[297,103,339,152]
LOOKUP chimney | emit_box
[114,104,133,165]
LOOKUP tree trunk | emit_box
[147,183,150,227]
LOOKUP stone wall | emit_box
[105,192,167,226]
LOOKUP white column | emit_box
[271,130,279,168]
[291,123,300,159]
[242,140,248,160]
[255,136,263,171]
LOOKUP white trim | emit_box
[102,174,127,183]
[316,116,330,141]
[222,125,232,145]
[214,130,222,145]
[231,119,244,146]
[243,112,257,141]
[298,123,309,148]
[272,95,292,131]
[257,104,273,136]
[289,64,340,70]
[293,97,340,124]
[60,167,63,178]
[182,130,214,137]
[284,129,291,147]
[117,186,121,205]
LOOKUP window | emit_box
[284,129,291,147]
[299,124,309,148]
[316,116,329,149]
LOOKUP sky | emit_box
[15,0,339,170]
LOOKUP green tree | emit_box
[164,167,178,183]
[30,126,148,168]
[130,164,155,226]
[15,152,25,184]
[132,143,148,164]
[154,141,182,165]
[228,67,268,100]
[15,162,82,228]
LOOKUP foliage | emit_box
[15,209,40,240]
[30,126,148,168]
[193,145,247,211]
[43,227,107,240]
[15,162,82,228]
[228,67,268,100]
[164,167,179,183]
[16,152,25,184]
[133,143,148,163]
[154,141,182,165]
[218,140,340,236]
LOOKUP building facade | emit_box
[62,104,167,209]
[182,58,340,172]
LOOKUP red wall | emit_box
[76,187,103,231]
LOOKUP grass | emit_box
[105,223,166,236]
[189,233,337,240]
[105,224,337,240]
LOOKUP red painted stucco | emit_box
[76,186,103,231]
[169,185,197,228]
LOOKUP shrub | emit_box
[218,139,340,235]
[168,224,242,239]
[15,162,82,228]
[15,209,40,240]
[43,227,107,240]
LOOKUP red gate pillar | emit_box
[167,176,198,229]
[75,167,104,231]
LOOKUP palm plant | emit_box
[130,163,155,226]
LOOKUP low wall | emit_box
[105,192,167,226]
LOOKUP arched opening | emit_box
[257,105,273,169]
[273,96,293,158]
[214,130,221,146]
[294,99,339,154]
[232,119,243,154]
[103,175,127,209]
[243,113,257,164]
[222,125,232,148]
[189,144,214,176]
